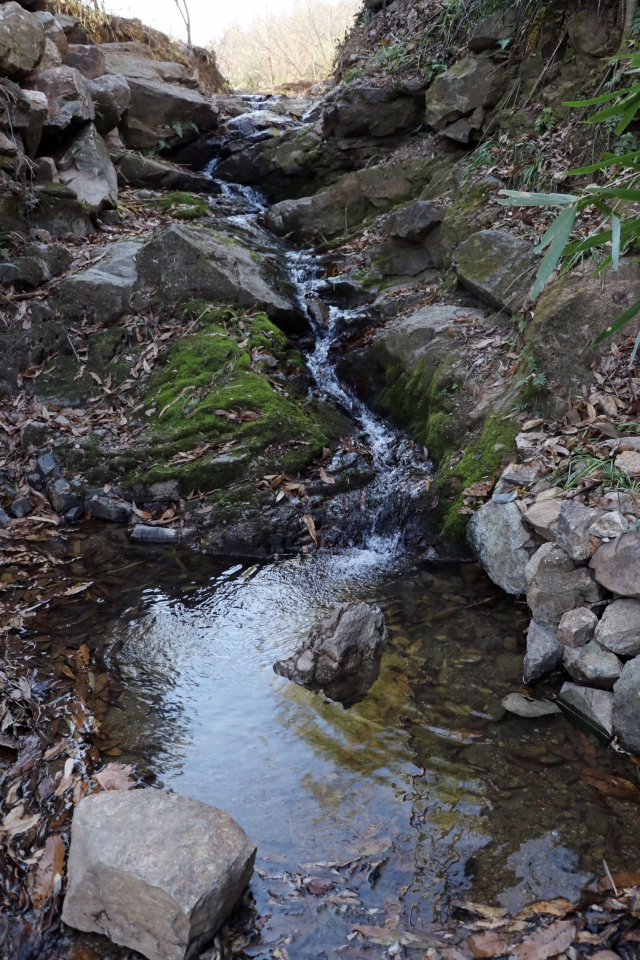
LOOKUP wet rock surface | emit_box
[467,500,534,596]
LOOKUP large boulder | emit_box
[424,55,507,131]
[595,599,640,657]
[590,528,640,596]
[34,11,68,59]
[100,41,196,85]
[63,43,105,79]
[52,240,142,323]
[567,0,622,60]
[559,682,614,738]
[62,789,256,960]
[555,500,604,562]
[135,223,301,327]
[385,200,445,242]
[525,542,601,627]
[467,499,534,595]
[273,601,387,704]
[53,13,92,45]
[563,640,622,690]
[22,65,94,132]
[612,657,640,754]
[323,85,424,139]
[120,76,218,151]
[114,153,219,194]
[366,235,442,278]
[0,2,45,78]
[523,618,563,683]
[87,73,130,135]
[55,122,117,212]
[453,230,537,314]
[0,78,47,156]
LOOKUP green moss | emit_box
[146,192,209,220]
[128,309,348,493]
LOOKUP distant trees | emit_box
[212,0,360,92]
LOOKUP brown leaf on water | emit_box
[307,881,333,896]
[94,762,135,791]
[580,768,640,803]
[303,514,317,545]
[31,835,65,909]
[513,920,576,960]
[468,931,512,958]
[517,900,575,920]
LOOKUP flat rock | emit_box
[453,229,537,314]
[557,607,597,648]
[467,499,535,596]
[595,598,640,657]
[135,223,300,327]
[590,528,640,596]
[559,682,614,738]
[555,500,604,562]
[385,200,444,242]
[502,692,561,718]
[52,240,143,323]
[613,657,640,753]
[130,525,180,543]
[523,618,563,683]
[55,122,117,212]
[563,640,621,690]
[114,153,220,194]
[274,601,387,705]
[22,65,94,133]
[100,41,195,85]
[366,235,442,278]
[0,2,45,78]
[62,789,256,960]
[523,499,560,541]
[525,542,602,627]
[87,73,130,134]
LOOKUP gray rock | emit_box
[114,153,220,194]
[0,507,10,526]
[523,618,563,683]
[52,240,143,324]
[22,241,73,277]
[86,72,130,135]
[34,11,68,59]
[12,254,50,288]
[424,55,507,130]
[0,2,45,78]
[523,499,560,541]
[273,601,388,705]
[55,122,117,212]
[453,229,537,314]
[33,156,57,181]
[563,640,621,690]
[591,528,640,596]
[467,499,534,595]
[130,525,179,543]
[555,500,604,562]
[121,75,218,152]
[10,495,32,518]
[149,480,180,501]
[590,510,629,540]
[502,692,561,718]
[322,85,423,139]
[613,657,640,753]
[0,78,47,157]
[525,542,602,627]
[557,607,597,648]
[595,598,640,657]
[135,224,299,326]
[100,41,195,85]
[54,13,92,45]
[22,65,94,133]
[385,201,445,243]
[21,420,53,450]
[62,789,256,960]
[87,496,132,522]
[559,682,614,738]
[0,263,21,285]
[469,9,515,52]
[65,503,85,522]
[36,452,60,480]
[37,37,61,71]
[48,477,82,514]
[366,235,442,278]
[63,43,104,79]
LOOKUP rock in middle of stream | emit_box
[273,601,388,706]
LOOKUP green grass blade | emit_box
[591,298,640,345]
[530,206,577,300]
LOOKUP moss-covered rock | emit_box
[438,178,502,267]
[145,191,210,220]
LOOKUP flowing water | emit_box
[10,151,640,959]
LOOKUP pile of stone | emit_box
[0,1,218,243]
[468,476,640,754]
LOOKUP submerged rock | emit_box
[62,789,256,960]
[273,601,388,706]
[502,692,561,718]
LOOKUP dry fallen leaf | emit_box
[513,921,576,960]
[319,467,336,485]
[303,514,317,545]
[0,803,40,838]
[31,835,65,909]
[517,900,575,920]
[468,931,512,958]
[94,762,135,792]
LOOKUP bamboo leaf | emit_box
[587,186,640,201]
[498,189,578,207]
[615,97,640,135]
[563,88,632,107]
[530,207,577,300]
[628,328,640,368]
[567,150,640,175]
[612,214,621,270]
[591,299,640,345]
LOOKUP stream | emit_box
[8,139,640,959]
